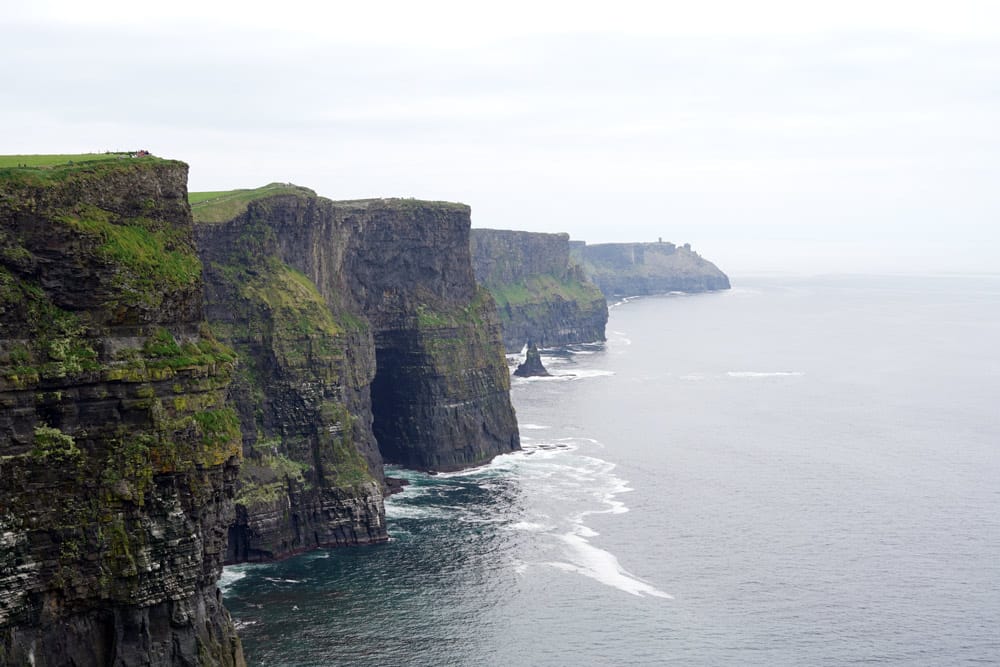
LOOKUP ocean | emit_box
[221,274,1000,665]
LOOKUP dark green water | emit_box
[224,275,1000,665]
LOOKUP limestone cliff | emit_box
[470,229,608,352]
[571,241,730,297]
[0,158,244,665]
[194,188,387,563]
[194,189,518,563]
[342,200,519,471]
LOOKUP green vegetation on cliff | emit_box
[0,152,156,169]
[1,156,245,666]
[190,183,316,223]
[196,199,381,559]
[489,273,601,309]
[469,229,609,351]
[0,153,173,186]
[60,204,202,288]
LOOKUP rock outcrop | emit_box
[343,202,520,472]
[193,188,519,563]
[0,158,524,661]
[571,241,730,297]
[470,229,608,352]
[194,188,387,563]
[0,158,244,665]
[513,342,550,378]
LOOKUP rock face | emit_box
[194,191,388,563]
[343,202,520,472]
[571,241,730,297]
[513,342,550,378]
[0,159,244,665]
[194,190,519,563]
[470,229,608,352]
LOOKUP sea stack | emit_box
[514,342,551,377]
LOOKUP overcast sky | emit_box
[4,0,999,275]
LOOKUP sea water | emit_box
[222,274,1000,665]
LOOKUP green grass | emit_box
[59,205,201,289]
[0,153,136,168]
[0,153,176,189]
[141,328,235,369]
[490,273,603,308]
[189,183,316,223]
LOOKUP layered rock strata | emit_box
[571,241,730,297]
[0,159,244,665]
[194,191,387,563]
[343,201,520,471]
[470,229,608,352]
[194,190,518,563]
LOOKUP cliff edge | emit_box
[193,188,519,565]
[0,156,244,665]
[571,241,730,297]
[471,229,608,352]
[194,186,387,563]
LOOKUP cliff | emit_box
[193,189,518,564]
[571,241,730,297]
[194,186,387,563]
[342,201,520,472]
[0,158,244,665]
[470,229,608,352]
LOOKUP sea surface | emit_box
[222,274,1000,665]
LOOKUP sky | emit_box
[4,0,999,275]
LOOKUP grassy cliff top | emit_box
[332,197,470,212]
[0,152,161,168]
[191,183,470,224]
[189,183,317,223]
[0,153,179,187]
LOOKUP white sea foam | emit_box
[547,532,672,599]
[510,521,555,532]
[727,371,805,378]
[513,369,614,383]
[385,505,455,520]
[520,423,550,430]
[505,439,671,599]
[606,330,632,345]
[384,433,671,601]
[218,565,251,593]
[609,296,642,309]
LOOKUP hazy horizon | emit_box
[4,1,998,275]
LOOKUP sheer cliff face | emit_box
[572,242,731,297]
[195,195,388,563]
[0,160,244,665]
[343,202,520,471]
[470,229,608,352]
[196,194,518,556]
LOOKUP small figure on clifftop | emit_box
[514,341,550,377]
